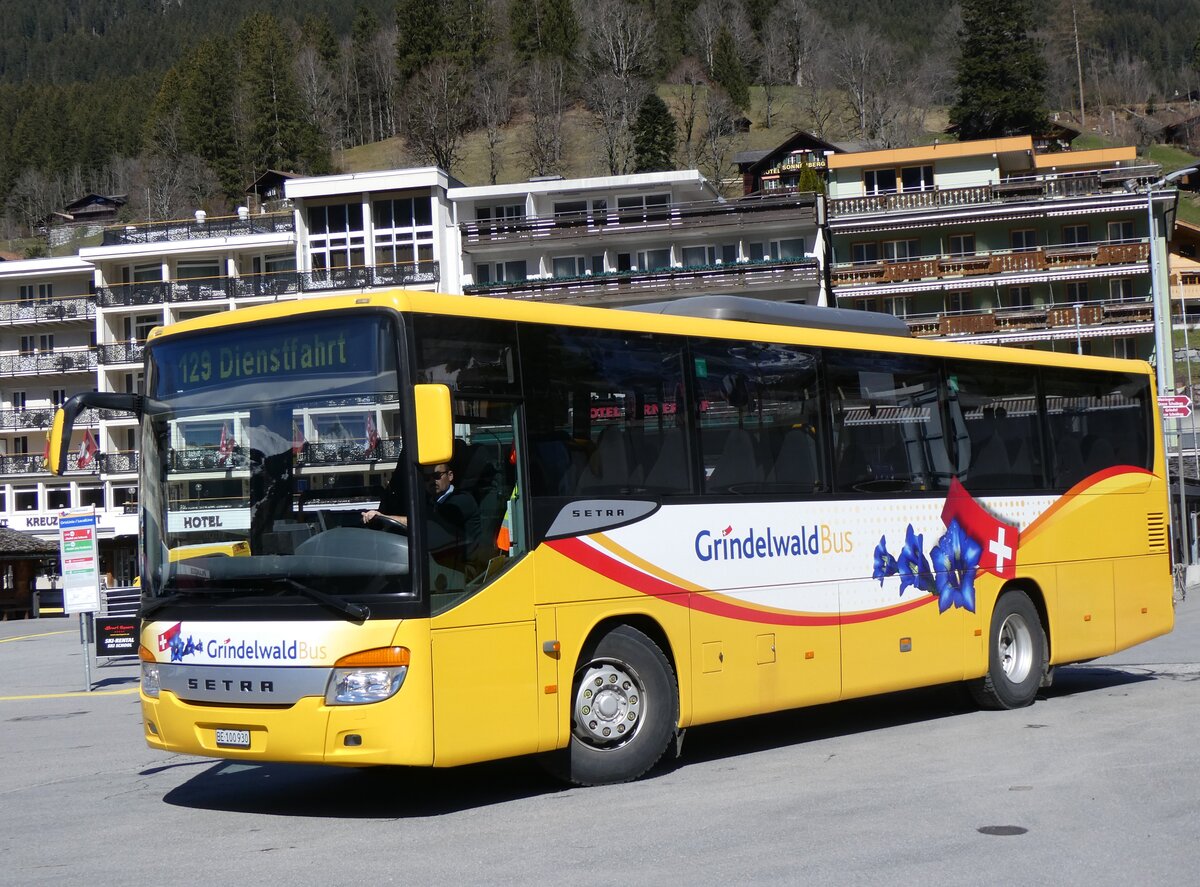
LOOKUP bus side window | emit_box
[950,360,1042,493]
[826,351,950,494]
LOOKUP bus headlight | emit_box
[140,645,160,698]
[325,647,410,705]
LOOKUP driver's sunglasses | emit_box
[431,470,449,479]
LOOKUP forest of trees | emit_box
[2,0,1200,243]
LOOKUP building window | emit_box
[12,436,28,454]
[948,234,976,256]
[124,372,144,394]
[124,314,158,343]
[19,336,34,355]
[864,168,898,194]
[307,202,366,275]
[176,259,221,281]
[51,389,66,406]
[373,197,434,267]
[948,292,971,313]
[882,239,920,261]
[15,490,36,511]
[1066,281,1090,302]
[1110,278,1134,302]
[553,200,586,218]
[850,242,879,265]
[1113,338,1137,359]
[128,263,163,283]
[552,256,587,277]
[39,334,54,352]
[900,165,933,191]
[79,487,105,508]
[1107,220,1135,243]
[47,488,70,510]
[11,391,26,409]
[475,260,527,284]
[476,204,523,226]
[1011,229,1037,252]
[1009,286,1033,308]
[884,295,914,317]
[616,193,670,221]
[1062,224,1090,245]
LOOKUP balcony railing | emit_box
[460,194,819,245]
[96,342,145,365]
[893,298,1155,339]
[101,211,295,245]
[465,257,820,303]
[0,350,97,376]
[0,406,100,430]
[165,437,402,473]
[831,240,1149,288]
[100,451,139,473]
[0,297,95,325]
[828,165,1161,219]
[96,262,439,307]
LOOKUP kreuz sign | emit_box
[1158,395,1193,419]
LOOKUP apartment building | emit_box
[826,137,1172,371]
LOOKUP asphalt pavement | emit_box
[0,588,1196,885]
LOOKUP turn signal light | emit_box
[334,646,410,667]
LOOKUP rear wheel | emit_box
[969,590,1046,710]
[560,625,678,786]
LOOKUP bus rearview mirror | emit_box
[413,384,453,466]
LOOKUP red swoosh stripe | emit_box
[546,536,936,626]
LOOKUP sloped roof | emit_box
[0,526,59,557]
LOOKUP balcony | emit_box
[101,211,295,246]
[896,298,1155,341]
[828,165,1161,220]
[0,349,97,376]
[831,240,1149,289]
[96,342,145,365]
[0,407,101,431]
[0,297,95,326]
[165,437,402,473]
[460,194,819,247]
[100,451,139,473]
[464,257,820,304]
[97,262,439,308]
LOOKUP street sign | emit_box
[1159,395,1193,420]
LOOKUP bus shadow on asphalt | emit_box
[159,666,1155,817]
[162,756,565,817]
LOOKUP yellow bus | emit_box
[49,291,1174,785]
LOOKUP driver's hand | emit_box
[362,509,379,524]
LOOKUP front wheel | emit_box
[969,590,1047,710]
[560,625,678,786]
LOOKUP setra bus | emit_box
[48,290,1174,785]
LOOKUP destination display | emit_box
[152,315,393,397]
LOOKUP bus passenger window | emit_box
[948,360,1042,493]
[1042,368,1149,491]
[826,352,950,494]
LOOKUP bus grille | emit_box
[1147,512,1167,553]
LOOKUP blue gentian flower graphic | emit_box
[873,535,898,585]
[930,518,982,613]
[897,524,933,596]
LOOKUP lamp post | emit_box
[1148,165,1199,567]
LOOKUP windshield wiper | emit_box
[283,578,369,624]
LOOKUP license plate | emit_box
[215,728,251,748]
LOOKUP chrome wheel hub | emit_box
[998,612,1034,683]
[573,660,643,748]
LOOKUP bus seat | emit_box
[968,431,1011,487]
[457,443,506,572]
[835,438,869,490]
[707,428,761,492]
[1083,435,1117,474]
[576,426,633,494]
[644,427,690,493]
[1053,435,1086,488]
[768,428,820,490]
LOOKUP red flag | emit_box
[941,478,1020,580]
[365,413,379,456]
[292,419,306,455]
[217,423,235,465]
[77,429,99,469]
[157,622,181,653]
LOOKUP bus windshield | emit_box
[138,313,412,614]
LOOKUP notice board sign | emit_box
[60,508,101,615]
[94,615,139,658]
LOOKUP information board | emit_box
[94,615,139,658]
[59,508,100,615]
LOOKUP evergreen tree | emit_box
[179,40,241,199]
[711,25,749,111]
[511,0,579,62]
[949,0,1048,140]
[237,13,331,176]
[632,92,678,172]
[397,0,448,83]
[301,12,341,69]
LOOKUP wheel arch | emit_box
[578,613,679,687]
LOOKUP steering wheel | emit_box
[369,513,408,533]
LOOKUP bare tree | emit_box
[402,59,474,173]
[830,24,908,145]
[475,56,515,184]
[688,0,724,73]
[525,58,569,177]
[370,27,399,139]
[8,168,60,235]
[698,87,739,194]
[759,25,790,129]
[580,0,658,175]
[668,58,707,167]
[295,45,342,151]
[796,46,840,139]
[767,0,825,87]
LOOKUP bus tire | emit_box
[969,590,1046,710]
[563,625,678,786]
